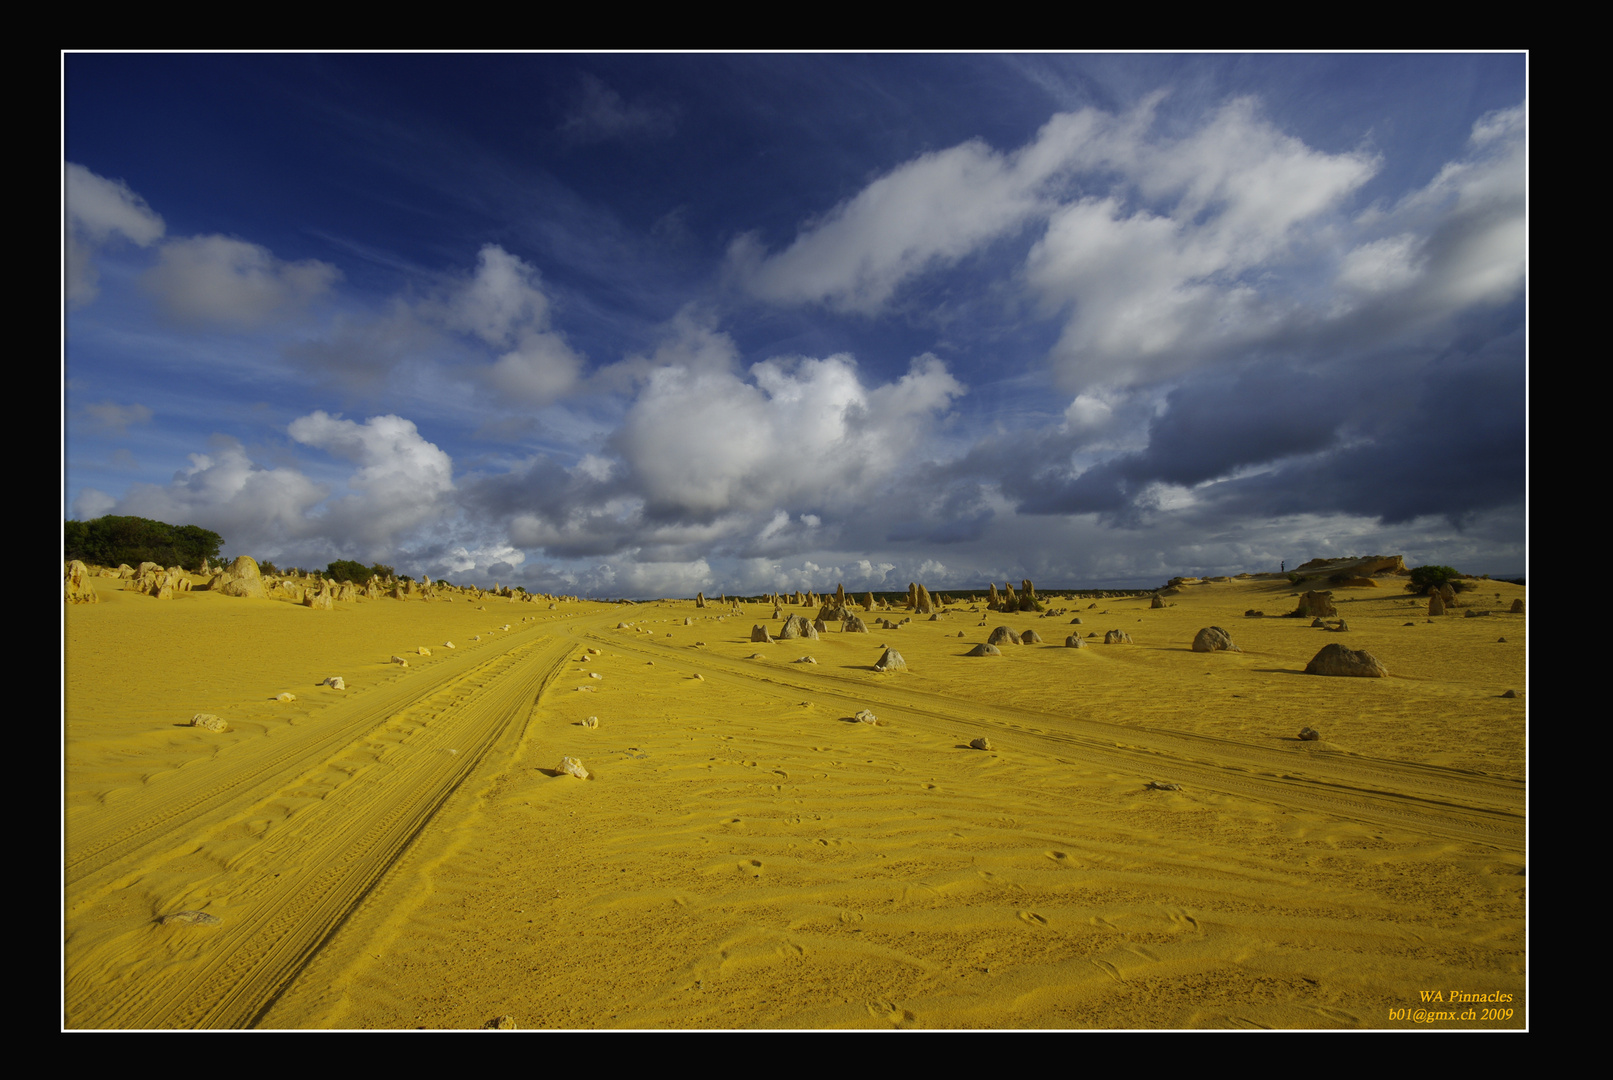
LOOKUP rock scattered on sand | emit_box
[1065,635,1086,648]
[1192,626,1239,652]
[444,642,455,649]
[751,624,772,643]
[1304,643,1388,678]
[190,713,227,732]
[1245,610,1264,617]
[1298,727,1321,741]
[855,709,877,724]
[391,656,409,667]
[1145,781,1181,791]
[873,648,906,672]
[275,692,296,702]
[1104,630,1133,644]
[582,716,598,728]
[1069,617,1083,625]
[1510,598,1524,614]
[323,676,346,690]
[969,737,992,751]
[843,614,868,633]
[417,646,432,656]
[966,643,1002,657]
[557,756,590,779]
[1020,629,1043,644]
[794,655,818,664]
[1501,689,1517,698]
[987,626,1021,646]
[1151,595,1166,609]
[160,910,221,926]
[484,1015,518,1030]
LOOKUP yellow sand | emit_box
[64,575,1526,1029]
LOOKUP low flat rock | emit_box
[966,643,1002,657]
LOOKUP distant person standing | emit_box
[1281,561,1285,573]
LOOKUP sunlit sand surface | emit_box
[64,573,1525,1029]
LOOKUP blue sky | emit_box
[63,53,1526,595]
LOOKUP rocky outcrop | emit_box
[873,648,906,672]
[987,626,1021,646]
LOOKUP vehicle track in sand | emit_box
[65,626,573,1029]
[582,627,1523,852]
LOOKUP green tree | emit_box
[64,515,223,570]
[326,559,371,584]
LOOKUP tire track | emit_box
[583,628,1523,850]
[65,631,574,1029]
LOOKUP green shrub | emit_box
[1406,565,1462,594]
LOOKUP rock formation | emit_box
[1291,591,1337,618]
[987,626,1021,646]
[212,556,267,599]
[1104,630,1133,644]
[1192,626,1239,652]
[873,648,906,672]
[1304,643,1388,678]
[65,561,99,604]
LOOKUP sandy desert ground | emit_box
[63,569,1526,1029]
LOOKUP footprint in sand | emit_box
[866,1001,917,1026]
[1018,910,1049,927]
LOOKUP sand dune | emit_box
[64,573,1526,1029]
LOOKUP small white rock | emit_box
[391,655,409,667]
[582,716,599,728]
[190,713,227,732]
[275,692,296,702]
[558,756,590,779]
[417,646,432,656]
[323,676,346,690]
